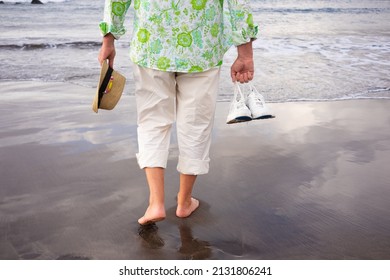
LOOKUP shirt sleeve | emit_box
[99,0,132,39]
[226,0,258,46]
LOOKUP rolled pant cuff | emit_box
[136,150,169,169]
[177,156,210,175]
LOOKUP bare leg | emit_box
[138,167,166,225]
[176,174,200,218]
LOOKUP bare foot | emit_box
[138,205,166,225]
[176,198,199,218]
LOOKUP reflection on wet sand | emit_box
[138,222,211,260]
[178,223,211,260]
[138,224,165,249]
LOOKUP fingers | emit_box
[107,57,114,68]
[98,57,114,68]
[98,51,107,66]
[231,69,237,82]
[248,71,253,81]
[230,57,254,83]
[98,55,104,66]
[232,71,254,83]
[98,56,114,68]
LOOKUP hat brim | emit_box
[92,60,126,113]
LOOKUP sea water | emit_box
[0,0,389,102]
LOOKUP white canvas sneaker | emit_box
[246,83,273,119]
[226,83,252,124]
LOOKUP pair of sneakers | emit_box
[226,82,273,124]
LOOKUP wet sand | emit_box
[0,81,390,260]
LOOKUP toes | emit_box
[138,216,165,226]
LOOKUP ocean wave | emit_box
[1,76,389,104]
[218,87,390,103]
[367,87,390,93]
[1,0,69,3]
[0,41,101,50]
[219,96,390,103]
[256,7,387,14]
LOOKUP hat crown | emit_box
[92,61,126,113]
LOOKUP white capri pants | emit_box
[133,64,221,175]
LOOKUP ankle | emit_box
[148,195,164,205]
[177,193,191,206]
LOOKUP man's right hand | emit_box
[98,33,116,68]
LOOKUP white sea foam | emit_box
[2,0,69,3]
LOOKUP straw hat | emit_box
[92,60,126,113]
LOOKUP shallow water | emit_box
[0,0,389,102]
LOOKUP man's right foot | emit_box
[176,198,199,218]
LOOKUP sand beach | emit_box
[0,81,389,260]
[1,0,389,262]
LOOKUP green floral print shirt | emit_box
[100,0,258,73]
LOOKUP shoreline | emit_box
[2,79,389,104]
[1,80,390,260]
